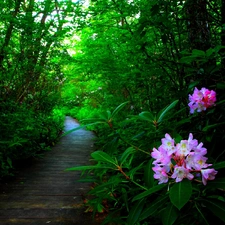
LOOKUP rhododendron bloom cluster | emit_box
[151,133,217,185]
[188,87,216,114]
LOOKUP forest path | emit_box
[0,116,101,225]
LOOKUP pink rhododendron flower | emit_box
[151,133,217,185]
[171,166,194,182]
[151,146,171,166]
[153,166,169,184]
[161,133,176,156]
[188,87,216,114]
[201,169,218,185]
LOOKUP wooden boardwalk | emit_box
[0,116,101,225]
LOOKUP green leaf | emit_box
[127,198,145,225]
[169,179,192,210]
[161,203,178,225]
[201,199,225,223]
[65,165,113,171]
[121,188,129,212]
[180,56,196,64]
[139,111,155,122]
[120,147,136,166]
[188,81,199,89]
[206,48,214,57]
[111,101,129,119]
[128,161,145,180]
[216,83,225,90]
[216,99,225,105]
[99,110,111,120]
[206,178,225,189]
[202,122,225,132]
[192,49,205,57]
[91,151,117,166]
[132,184,167,202]
[157,100,179,123]
[144,159,155,188]
[213,161,225,170]
[139,195,168,221]
[195,202,210,225]
[89,178,122,195]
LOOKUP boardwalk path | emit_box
[0,116,101,225]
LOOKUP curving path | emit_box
[0,116,101,225]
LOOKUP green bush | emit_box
[67,96,225,225]
[0,101,65,178]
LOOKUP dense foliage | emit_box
[65,0,225,225]
[0,0,84,177]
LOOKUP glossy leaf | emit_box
[169,179,192,210]
[139,111,155,122]
[214,161,225,170]
[192,49,205,57]
[91,151,117,166]
[139,195,168,221]
[132,184,167,202]
[144,159,155,188]
[65,165,112,171]
[111,101,129,119]
[120,147,136,166]
[195,203,210,225]
[99,110,111,120]
[161,203,178,225]
[157,100,179,123]
[201,199,225,223]
[206,177,225,189]
[121,188,129,212]
[127,198,145,225]
[202,122,225,132]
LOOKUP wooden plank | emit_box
[0,117,102,225]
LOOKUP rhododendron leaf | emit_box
[192,49,205,57]
[202,122,225,132]
[206,178,225,189]
[111,101,129,119]
[99,110,111,120]
[161,202,178,225]
[139,195,168,221]
[169,179,192,210]
[132,184,167,201]
[144,158,155,188]
[157,100,179,123]
[120,147,136,166]
[213,161,225,170]
[91,151,117,166]
[188,81,199,89]
[216,99,225,105]
[65,165,112,171]
[127,198,145,225]
[139,111,155,122]
[201,199,225,223]
[195,203,210,225]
